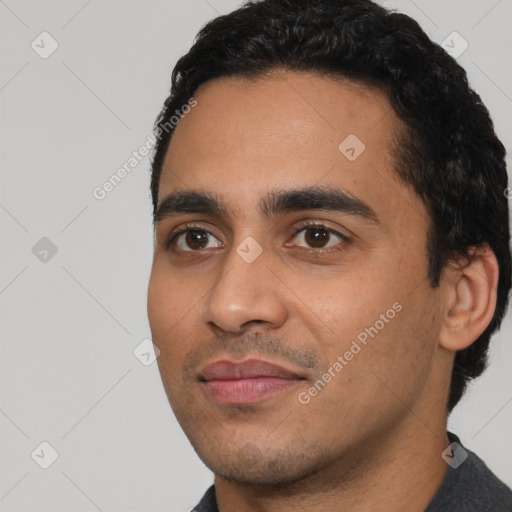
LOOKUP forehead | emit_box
[158,71,424,226]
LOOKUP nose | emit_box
[200,240,288,334]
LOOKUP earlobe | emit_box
[439,246,499,352]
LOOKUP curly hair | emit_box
[149,0,511,412]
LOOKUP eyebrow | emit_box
[153,186,380,227]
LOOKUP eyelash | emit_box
[164,221,350,255]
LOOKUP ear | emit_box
[439,245,499,351]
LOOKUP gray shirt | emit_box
[193,432,512,511]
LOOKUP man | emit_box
[146,0,512,510]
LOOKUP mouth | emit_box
[198,358,307,404]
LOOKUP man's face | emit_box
[147,71,447,485]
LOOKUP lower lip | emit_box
[202,377,301,404]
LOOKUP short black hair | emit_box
[149,0,511,412]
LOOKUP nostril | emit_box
[241,320,266,328]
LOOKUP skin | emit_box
[147,70,499,512]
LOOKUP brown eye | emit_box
[290,224,348,251]
[185,230,210,250]
[167,228,223,252]
[303,227,331,248]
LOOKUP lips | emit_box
[198,358,305,404]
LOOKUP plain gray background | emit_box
[1,0,511,510]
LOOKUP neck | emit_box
[214,414,450,512]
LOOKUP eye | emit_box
[166,226,222,252]
[163,221,349,254]
[287,223,349,252]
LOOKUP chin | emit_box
[195,440,330,488]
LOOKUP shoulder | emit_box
[426,432,512,512]
[192,485,218,512]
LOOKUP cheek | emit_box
[300,301,435,443]
[301,255,435,391]
[148,260,194,329]
[147,261,198,365]
[295,266,395,346]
